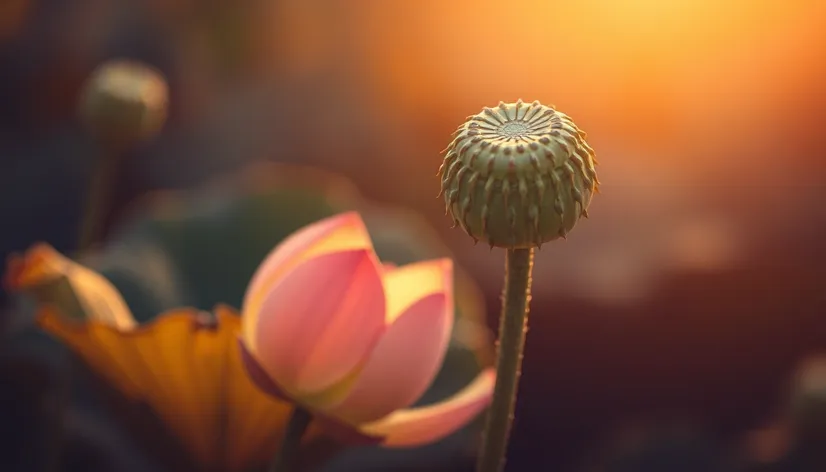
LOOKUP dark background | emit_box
[2,0,825,471]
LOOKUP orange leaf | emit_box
[37,305,325,471]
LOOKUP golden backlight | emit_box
[336,0,826,183]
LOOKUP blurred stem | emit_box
[476,248,534,472]
[77,142,123,252]
[44,353,72,472]
[269,407,312,472]
[65,140,123,469]
[61,139,123,472]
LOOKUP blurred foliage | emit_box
[587,422,731,472]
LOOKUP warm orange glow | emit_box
[332,0,826,183]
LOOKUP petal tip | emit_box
[4,243,63,290]
[437,257,454,270]
[243,211,374,317]
[422,258,454,283]
[301,247,378,278]
[2,253,24,291]
[334,210,364,223]
[417,257,453,271]
[426,258,456,301]
[323,211,367,232]
[358,367,498,448]
[478,367,497,392]
[319,416,385,446]
[437,258,454,282]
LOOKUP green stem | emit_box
[269,407,313,472]
[476,247,534,472]
[77,143,122,252]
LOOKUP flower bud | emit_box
[4,243,136,330]
[439,100,599,248]
[78,59,169,146]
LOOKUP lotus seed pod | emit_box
[78,59,169,146]
[438,100,599,249]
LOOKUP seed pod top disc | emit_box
[439,100,599,249]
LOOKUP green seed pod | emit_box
[78,59,169,146]
[438,100,599,249]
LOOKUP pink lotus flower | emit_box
[239,212,495,447]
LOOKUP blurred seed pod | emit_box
[789,354,826,449]
[78,59,169,146]
[439,100,599,248]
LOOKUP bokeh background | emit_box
[2,0,826,471]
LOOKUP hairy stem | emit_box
[476,247,534,472]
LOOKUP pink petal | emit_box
[251,249,386,395]
[359,368,496,448]
[242,212,373,350]
[313,417,384,446]
[237,338,291,401]
[383,259,453,324]
[328,292,452,423]
[239,338,384,447]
